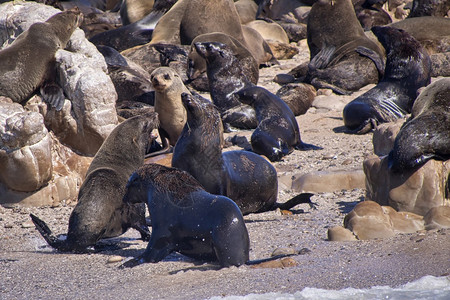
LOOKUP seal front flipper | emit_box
[40,81,65,111]
[275,193,317,211]
[355,46,385,78]
[309,45,336,70]
[30,213,65,250]
[294,141,322,151]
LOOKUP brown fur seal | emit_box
[120,163,305,268]
[150,67,189,154]
[120,0,154,25]
[343,26,431,134]
[172,92,314,215]
[388,77,450,173]
[150,0,245,45]
[305,0,385,94]
[0,8,83,110]
[194,42,257,131]
[187,32,259,90]
[408,0,450,17]
[236,85,321,162]
[30,113,160,252]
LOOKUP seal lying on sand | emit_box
[0,8,83,110]
[194,41,257,131]
[343,26,431,134]
[120,163,306,268]
[30,113,159,252]
[388,77,450,173]
[172,93,314,215]
[236,85,321,162]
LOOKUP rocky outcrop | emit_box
[292,169,365,194]
[372,119,404,156]
[364,155,450,216]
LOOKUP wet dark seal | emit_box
[30,113,159,252]
[388,77,450,173]
[236,85,321,162]
[0,8,83,110]
[303,0,385,94]
[172,93,314,215]
[121,163,249,267]
[343,26,432,134]
[120,163,309,268]
[194,41,257,131]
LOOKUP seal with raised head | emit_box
[0,8,83,110]
[388,77,450,173]
[149,67,190,155]
[194,41,257,131]
[343,26,431,134]
[172,93,314,215]
[236,85,321,162]
[120,163,308,268]
[30,113,159,252]
[303,0,385,94]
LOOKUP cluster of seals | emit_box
[236,85,321,162]
[172,92,314,215]
[194,41,257,131]
[388,77,450,173]
[30,113,159,252]
[120,163,250,268]
[304,0,385,94]
[149,67,190,154]
[0,7,83,110]
[343,26,432,134]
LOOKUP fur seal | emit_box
[150,0,245,45]
[194,41,257,131]
[120,0,155,25]
[304,0,385,94]
[236,86,321,162]
[408,0,450,17]
[0,8,83,110]
[120,163,307,268]
[172,92,314,215]
[388,77,450,173]
[30,113,159,252]
[343,26,432,134]
[149,67,189,155]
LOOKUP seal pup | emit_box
[172,93,314,215]
[30,113,159,252]
[120,163,307,268]
[148,67,190,156]
[194,41,257,131]
[236,85,321,162]
[343,26,432,134]
[304,0,385,94]
[388,77,450,173]
[0,8,83,110]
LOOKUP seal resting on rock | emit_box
[194,41,257,131]
[30,113,159,252]
[343,26,431,134]
[0,8,83,110]
[120,163,308,268]
[303,0,385,94]
[388,77,450,173]
[236,85,321,162]
[172,92,314,215]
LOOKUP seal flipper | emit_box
[309,45,336,70]
[30,213,65,250]
[275,193,317,211]
[355,46,385,78]
[294,141,322,151]
[40,81,65,111]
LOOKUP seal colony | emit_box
[0,7,83,110]
[30,114,159,252]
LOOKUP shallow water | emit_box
[209,275,450,300]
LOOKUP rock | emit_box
[364,155,450,215]
[292,169,365,193]
[271,247,297,256]
[327,226,357,241]
[372,119,405,156]
[276,83,316,116]
[107,256,125,263]
[0,99,52,192]
[344,201,395,240]
[250,257,298,268]
[21,220,35,228]
[382,206,425,233]
[121,44,163,75]
[312,95,348,112]
[424,206,450,230]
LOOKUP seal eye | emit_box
[164,74,170,80]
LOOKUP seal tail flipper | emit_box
[275,193,316,211]
[40,82,65,111]
[29,213,64,249]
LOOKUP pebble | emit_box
[21,220,35,228]
[272,247,297,256]
[342,159,353,165]
[107,256,125,263]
